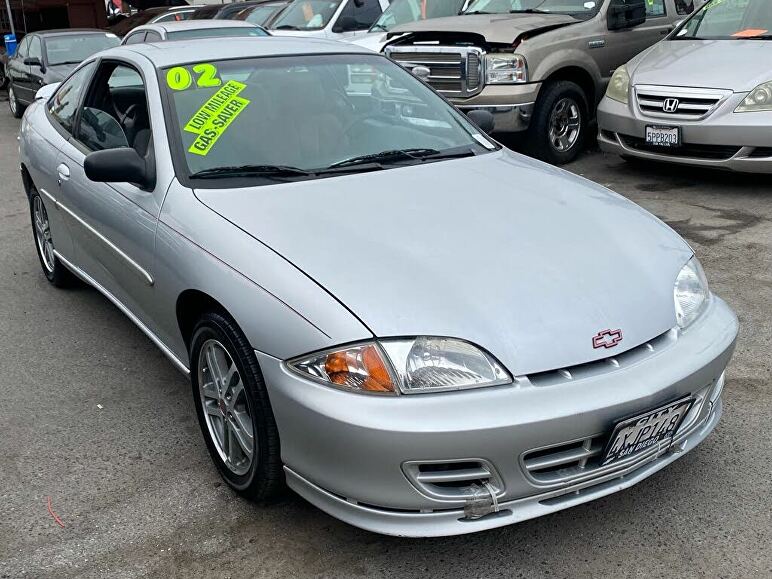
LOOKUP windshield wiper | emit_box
[189,164,312,179]
[370,22,388,31]
[740,34,772,39]
[50,60,83,65]
[509,8,548,13]
[273,24,302,30]
[326,148,475,170]
[464,10,493,14]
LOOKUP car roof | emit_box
[113,36,371,67]
[33,29,113,37]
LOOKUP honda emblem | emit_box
[662,98,679,113]
[592,329,623,349]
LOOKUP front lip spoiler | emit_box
[284,400,722,538]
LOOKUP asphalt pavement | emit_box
[0,92,770,578]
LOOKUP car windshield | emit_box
[674,0,772,40]
[167,27,269,40]
[269,0,342,30]
[371,0,468,32]
[45,34,120,65]
[463,0,599,18]
[161,54,493,184]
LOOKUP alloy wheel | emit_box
[33,195,55,273]
[8,86,17,116]
[548,97,581,153]
[197,339,255,476]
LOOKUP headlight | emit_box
[287,337,511,395]
[674,257,710,329]
[484,54,527,84]
[735,80,772,112]
[606,66,630,104]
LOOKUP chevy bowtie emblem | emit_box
[593,329,623,349]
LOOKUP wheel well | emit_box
[543,67,597,113]
[176,290,229,352]
[20,164,33,199]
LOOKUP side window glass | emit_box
[79,63,151,155]
[144,31,163,42]
[675,0,695,15]
[645,0,666,17]
[16,37,28,59]
[124,32,146,44]
[28,37,42,60]
[48,62,96,134]
[337,0,383,30]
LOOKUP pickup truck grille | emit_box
[385,46,484,98]
[635,85,730,119]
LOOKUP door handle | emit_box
[57,163,70,185]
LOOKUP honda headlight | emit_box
[485,54,527,84]
[674,257,710,329]
[606,66,630,104]
[735,80,772,112]
[288,337,511,395]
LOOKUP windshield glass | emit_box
[241,3,289,25]
[161,54,492,184]
[269,0,342,30]
[45,34,120,65]
[167,27,269,40]
[463,0,600,17]
[371,0,467,32]
[674,0,772,40]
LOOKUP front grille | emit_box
[523,436,606,485]
[620,135,741,160]
[635,85,729,119]
[402,459,503,501]
[385,45,484,97]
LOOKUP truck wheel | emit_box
[527,80,588,165]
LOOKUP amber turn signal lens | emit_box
[311,345,396,393]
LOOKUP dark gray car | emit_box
[7,29,120,118]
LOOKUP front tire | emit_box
[527,80,588,165]
[190,311,284,502]
[8,84,25,119]
[29,188,76,287]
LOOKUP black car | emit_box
[7,29,120,118]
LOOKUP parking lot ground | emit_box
[0,93,770,579]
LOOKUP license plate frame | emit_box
[645,125,681,148]
[601,396,695,467]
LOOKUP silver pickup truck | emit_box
[385,0,701,164]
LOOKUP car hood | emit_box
[194,150,692,376]
[45,63,77,83]
[389,13,578,45]
[630,39,772,92]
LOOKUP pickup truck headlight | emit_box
[288,337,511,395]
[735,80,772,112]
[606,66,630,104]
[484,54,527,84]
[674,257,710,329]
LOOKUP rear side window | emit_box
[124,32,146,44]
[48,62,96,135]
[675,0,696,15]
[646,0,666,17]
[145,31,163,42]
[335,0,383,31]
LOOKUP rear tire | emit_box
[9,84,24,119]
[190,311,284,502]
[526,80,588,165]
[29,187,77,287]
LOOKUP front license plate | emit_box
[645,125,681,148]
[601,396,695,467]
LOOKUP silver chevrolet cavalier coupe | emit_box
[19,38,737,537]
[598,0,772,173]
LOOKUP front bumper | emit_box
[597,93,772,173]
[256,296,738,537]
[453,83,541,133]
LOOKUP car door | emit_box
[55,59,164,327]
[8,36,31,102]
[600,0,675,79]
[26,35,47,96]
[33,61,98,263]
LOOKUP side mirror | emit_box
[85,147,154,190]
[607,0,646,31]
[466,109,495,134]
[334,15,360,32]
[35,82,60,101]
[24,56,43,69]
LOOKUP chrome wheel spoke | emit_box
[230,414,254,459]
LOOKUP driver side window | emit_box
[48,62,96,134]
[76,62,152,156]
[28,36,42,61]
